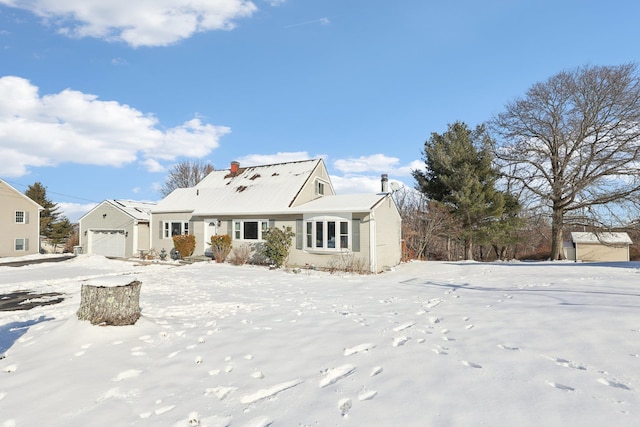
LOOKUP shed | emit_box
[565,232,633,262]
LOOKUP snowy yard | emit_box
[1,255,639,426]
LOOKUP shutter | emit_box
[25,212,30,224]
[25,238,29,251]
[352,219,360,252]
[296,219,303,250]
[227,221,233,236]
[269,219,275,229]
[159,221,164,239]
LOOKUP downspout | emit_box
[369,209,377,273]
[132,220,139,255]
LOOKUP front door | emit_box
[203,219,217,256]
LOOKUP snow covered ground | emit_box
[1,255,639,426]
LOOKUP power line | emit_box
[1,178,101,204]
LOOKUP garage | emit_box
[89,230,126,258]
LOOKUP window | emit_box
[15,238,25,251]
[233,220,269,241]
[304,217,350,251]
[315,179,326,196]
[163,221,189,238]
[15,211,25,224]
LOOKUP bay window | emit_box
[303,215,351,251]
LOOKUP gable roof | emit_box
[153,159,325,215]
[0,179,43,210]
[570,232,632,245]
[80,199,155,222]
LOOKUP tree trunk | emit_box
[77,280,141,326]
[550,207,565,260]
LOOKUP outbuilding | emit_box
[79,200,155,258]
[565,232,633,262]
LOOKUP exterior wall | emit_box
[576,243,629,262]
[0,181,41,257]
[79,202,136,257]
[290,163,335,207]
[372,196,402,271]
[136,222,150,253]
[150,212,194,254]
[287,213,373,272]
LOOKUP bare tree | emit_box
[160,160,214,197]
[490,64,640,259]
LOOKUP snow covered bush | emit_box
[262,226,295,268]
[210,234,232,263]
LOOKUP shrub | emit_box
[210,234,232,263]
[326,252,369,274]
[262,226,295,268]
[172,234,196,258]
[231,244,251,265]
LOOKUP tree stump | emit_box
[77,280,141,326]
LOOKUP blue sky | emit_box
[1,0,639,222]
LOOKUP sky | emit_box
[1,0,639,222]
[1,256,639,426]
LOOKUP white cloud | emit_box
[141,159,166,173]
[333,154,400,174]
[396,159,424,176]
[235,151,325,167]
[0,0,259,47]
[330,175,381,194]
[57,202,98,223]
[0,76,229,177]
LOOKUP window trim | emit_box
[232,219,269,241]
[162,221,190,239]
[314,178,328,196]
[303,214,352,252]
[15,211,25,224]
[15,238,26,251]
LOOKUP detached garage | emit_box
[565,232,633,262]
[79,200,156,258]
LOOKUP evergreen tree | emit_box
[49,217,74,252]
[412,122,506,260]
[25,182,61,237]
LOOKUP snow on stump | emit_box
[77,278,141,326]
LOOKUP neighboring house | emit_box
[78,200,156,258]
[564,231,633,262]
[151,159,402,272]
[0,179,43,257]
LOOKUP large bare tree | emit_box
[160,160,214,197]
[491,64,640,259]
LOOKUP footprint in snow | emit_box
[320,365,356,388]
[112,369,142,382]
[392,336,410,347]
[359,390,378,401]
[338,398,352,417]
[546,381,574,391]
[370,366,383,376]
[461,360,482,369]
[344,343,376,356]
[598,378,631,390]
[498,344,520,351]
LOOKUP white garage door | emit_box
[89,230,126,258]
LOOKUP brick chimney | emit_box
[381,174,389,193]
[230,161,240,174]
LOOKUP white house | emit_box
[150,159,402,272]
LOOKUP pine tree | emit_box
[49,217,74,253]
[25,182,61,238]
[412,122,506,260]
